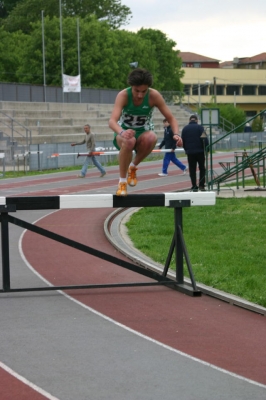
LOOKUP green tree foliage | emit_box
[200,103,246,133]
[0,26,29,82]
[65,0,132,29]
[136,28,184,92]
[82,28,159,89]
[2,0,132,33]
[16,16,175,89]
[1,5,184,91]
[251,116,263,132]
[218,104,246,133]
[0,0,20,18]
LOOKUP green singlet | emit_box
[113,87,155,150]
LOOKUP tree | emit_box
[218,104,246,133]
[2,0,132,33]
[64,0,132,28]
[251,116,263,132]
[0,0,20,18]
[16,16,158,88]
[0,26,28,82]
[136,28,184,92]
[3,14,184,90]
[198,103,246,133]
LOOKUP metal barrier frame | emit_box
[0,193,216,297]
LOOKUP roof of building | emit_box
[179,52,220,63]
[236,52,266,64]
[219,60,234,68]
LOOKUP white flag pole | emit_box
[59,0,64,103]
[77,18,81,103]
[41,10,47,102]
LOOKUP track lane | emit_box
[1,154,266,399]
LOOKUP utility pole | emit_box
[198,82,201,108]
[213,76,217,103]
[41,10,46,102]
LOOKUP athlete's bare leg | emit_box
[133,130,157,166]
[116,130,157,179]
[116,135,136,178]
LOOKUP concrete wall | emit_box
[0,101,192,164]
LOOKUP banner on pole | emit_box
[63,74,81,92]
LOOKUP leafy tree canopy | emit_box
[1,0,132,32]
[15,16,182,90]
[218,104,246,133]
[0,25,29,82]
[136,28,184,91]
[1,9,183,92]
[251,116,263,132]
[0,0,20,18]
[198,103,246,133]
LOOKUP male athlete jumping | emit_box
[109,68,181,196]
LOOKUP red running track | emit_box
[2,156,266,397]
[21,207,266,385]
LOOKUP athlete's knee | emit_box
[120,137,136,151]
[138,131,157,147]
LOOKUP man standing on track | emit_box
[71,124,106,178]
[109,68,180,196]
[181,114,208,191]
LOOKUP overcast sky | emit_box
[121,0,266,62]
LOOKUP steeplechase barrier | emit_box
[0,192,216,297]
[48,148,184,158]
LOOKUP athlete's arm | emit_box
[109,90,135,139]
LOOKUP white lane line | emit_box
[18,212,266,390]
[0,362,61,400]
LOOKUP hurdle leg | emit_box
[162,235,175,277]
[173,205,185,284]
[176,224,198,291]
[168,200,201,295]
[0,206,15,291]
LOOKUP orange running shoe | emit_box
[116,182,127,196]
[127,166,138,187]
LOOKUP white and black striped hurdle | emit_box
[1,192,215,210]
[0,192,216,296]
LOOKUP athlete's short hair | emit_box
[127,68,153,87]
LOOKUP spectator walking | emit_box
[71,124,106,178]
[158,119,187,176]
[181,115,208,191]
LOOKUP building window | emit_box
[226,85,240,95]
[210,85,223,95]
[246,111,257,117]
[194,63,201,68]
[201,86,208,95]
[191,85,198,95]
[258,86,266,95]
[182,85,191,96]
[216,85,224,95]
[242,85,256,95]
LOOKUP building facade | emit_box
[180,52,266,116]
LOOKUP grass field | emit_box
[126,197,266,307]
